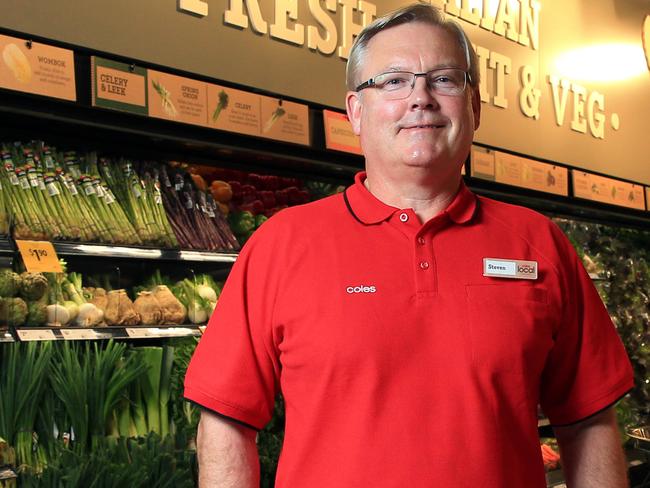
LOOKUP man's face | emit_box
[346,22,480,180]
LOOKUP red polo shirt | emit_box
[185,172,633,487]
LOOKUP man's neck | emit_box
[364,171,462,224]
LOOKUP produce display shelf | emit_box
[13,324,203,342]
[52,242,239,263]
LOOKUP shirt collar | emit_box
[344,171,478,225]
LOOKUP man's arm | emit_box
[553,406,628,488]
[197,409,260,488]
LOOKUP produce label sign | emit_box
[494,151,568,196]
[60,329,112,340]
[0,34,76,101]
[16,240,63,273]
[91,57,147,115]
[206,84,261,137]
[572,171,646,210]
[16,329,56,341]
[470,146,496,180]
[647,187,650,212]
[259,96,309,146]
[322,110,362,155]
[147,70,208,127]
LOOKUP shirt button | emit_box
[399,212,409,223]
[417,237,425,245]
[419,261,429,270]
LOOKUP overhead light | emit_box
[554,43,647,82]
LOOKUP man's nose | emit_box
[410,75,438,108]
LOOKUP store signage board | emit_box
[494,151,568,196]
[322,110,362,155]
[259,96,310,146]
[0,34,76,101]
[471,146,496,180]
[206,84,262,137]
[91,56,148,115]
[572,171,646,210]
[16,329,56,341]
[471,147,568,196]
[646,188,650,212]
[147,69,209,127]
[15,240,63,273]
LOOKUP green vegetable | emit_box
[255,214,268,228]
[173,279,213,324]
[0,342,53,472]
[0,268,21,297]
[228,210,255,235]
[26,300,47,326]
[0,297,28,326]
[212,90,229,121]
[159,346,174,439]
[168,338,200,445]
[139,347,164,435]
[50,340,147,451]
[19,271,48,301]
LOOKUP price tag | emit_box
[125,328,152,338]
[16,240,63,273]
[198,326,207,334]
[60,329,101,340]
[16,329,57,341]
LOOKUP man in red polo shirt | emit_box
[185,4,634,487]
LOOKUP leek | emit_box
[50,341,147,451]
[0,342,53,472]
[159,345,174,438]
[138,347,163,435]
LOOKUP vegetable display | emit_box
[158,165,239,251]
[0,339,196,485]
[0,141,243,251]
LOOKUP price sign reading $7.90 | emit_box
[15,240,63,273]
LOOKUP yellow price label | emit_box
[15,240,63,273]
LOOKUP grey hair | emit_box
[346,3,480,91]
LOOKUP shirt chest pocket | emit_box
[464,284,554,376]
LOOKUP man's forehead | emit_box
[363,23,465,71]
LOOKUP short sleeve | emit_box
[184,227,281,430]
[539,229,634,425]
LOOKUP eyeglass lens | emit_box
[374,69,467,99]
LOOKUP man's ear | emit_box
[471,87,481,131]
[346,91,362,136]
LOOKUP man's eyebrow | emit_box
[378,63,462,73]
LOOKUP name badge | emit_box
[483,258,538,280]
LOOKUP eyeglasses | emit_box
[355,68,470,100]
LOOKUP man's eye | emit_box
[380,77,409,89]
[433,76,453,84]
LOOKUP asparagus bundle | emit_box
[99,158,177,247]
[159,165,239,251]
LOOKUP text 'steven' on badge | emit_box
[483,258,538,280]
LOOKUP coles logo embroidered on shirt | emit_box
[346,285,376,294]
